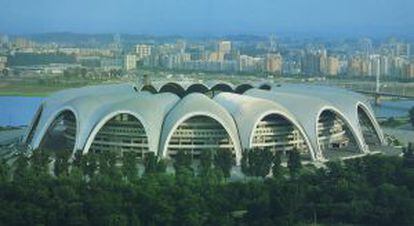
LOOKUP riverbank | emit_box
[0,96,43,126]
[0,77,121,97]
[0,81,88,97]
[0,128,25,146]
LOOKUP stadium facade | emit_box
[24,81,384,164]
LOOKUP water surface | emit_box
[0,96,43,127]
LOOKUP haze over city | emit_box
[1,0,414,36]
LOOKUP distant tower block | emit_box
[375,71,381,106]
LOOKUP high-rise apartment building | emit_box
[209,52,221,62]
[394,43,411,58]
[348,56,364,76]
[208,41,233,62]
[369,55,381,77]
[265,53,283,74]
[124,54,137,71]
[175,39,186,53]
[380,56,390,76]
[135,44,152,59]
[240,55,264,72]
[391,57,410,78]
[218,41,231,54]
[0,56,7,71]
[408,63,414,78]
[301,48,327,75]
[359,38,373,56]
[327,56,340,76]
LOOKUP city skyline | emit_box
[1,0,414,37]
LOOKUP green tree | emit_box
[409,107,414,127]
[272,151,283,178]
[144,152,158,175]
[370,183,414,225]
[66,202,89,225]
[72,149,83,168]
[53,149,72,177]
[121,151,138,180]
[81,152,97,178]
[241,149,251,176]
[287,149,302,177]
[241,148,273,177]
[0,160,9,182]
[156,159,167,173]
[255,148,273,177]
[199,149,214,175]
[403,142,414,168]
[98,151,118,178]
[30,149,51,176]
[214,149,234,178]
[80,68,87,78]
[174,168,205,226]
[12,153,29,181]
[174,149,192,174]
[2,68,8,76]
[107,214,128,226]
[363,155,401,186]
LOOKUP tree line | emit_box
[0,146,414,225]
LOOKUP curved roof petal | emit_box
[268,83,384,147]
[159,93,242,164]
[81,93,179,154]
[245,89,367,160]
[213,92,316,160]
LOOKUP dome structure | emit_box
[25,81,385,164]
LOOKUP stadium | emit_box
[24,81,385,164]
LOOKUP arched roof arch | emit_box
[214,92,316,160]
[159,93,242,164]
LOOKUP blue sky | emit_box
[1,0,413,35]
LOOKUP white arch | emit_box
[160,111,242,164]
[186,83,209,94]
[210,84,234,93]
[257,82,272,90]
[315,106,366,159]
[356,101,385,145]
[82,110,151,155]
[235,84,254,94]
[32,106,80,154]
[140,84,157,94]
[249,110,317,161]
[159,82,186,95]
[206,81,235,91]
[24,104,44,144]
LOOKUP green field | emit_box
[0,77,117,97]
[2,69,414,97]
[0,84,69,97]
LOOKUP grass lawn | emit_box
[0,78,108,97]
[380,117,409,128]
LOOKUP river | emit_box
[0,96,414,127]
[0,96,43,127]
[371,100,414,119]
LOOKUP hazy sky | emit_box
[1,0,413,36]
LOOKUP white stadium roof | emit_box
[25,81,385,163]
